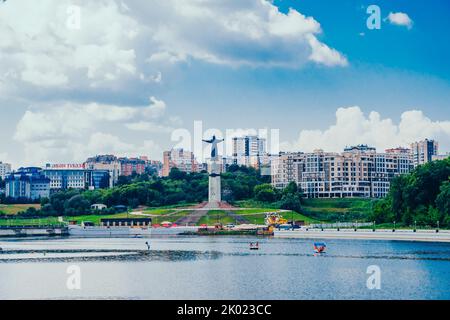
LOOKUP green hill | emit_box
[301,198,374,222]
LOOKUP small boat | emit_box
[313,242,326,253]
[249,242,259,250]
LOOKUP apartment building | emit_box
[410,139,439,166]
[0,161,12,180]
[232,135,267,168]
[85,155,121,187]
[118,157,146,176]
[162,149,199,176]
[271,145,413,198]
[5,167,50,200]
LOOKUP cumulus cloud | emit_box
[13,97,169,165]
[283,107,450,153]
[0,152,12,165]
[387,12,413,29]
[137,0,347,68]
[0,0,347,95]
[0,0,141,90]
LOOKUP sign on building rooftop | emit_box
[45,163,86,170]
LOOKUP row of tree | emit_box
[6,165,295,217]
[3,159,448,226]
[370,158,450,227]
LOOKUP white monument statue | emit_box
[203,135,224,205]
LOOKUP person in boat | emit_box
[249,242,260,250]
[313,242,326,253]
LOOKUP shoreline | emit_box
[274,229,450,243]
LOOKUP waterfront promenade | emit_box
[274,228,450,242]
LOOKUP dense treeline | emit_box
[3,159,448,226]
[7,165,305,217]
[370,158,450,227]
[7,165,303,217]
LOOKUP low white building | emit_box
[91,204,107,210]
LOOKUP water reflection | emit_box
[0,249,222,263]
[0,236,449,299]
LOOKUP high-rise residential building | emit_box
[162,149,198,176]
[85,155,121,187]
[410,139,439,166]
[271,145,413,198]
[118,157,146,176]
[5,167,50,200]
[232,135,267,168]
[0,161,12,180]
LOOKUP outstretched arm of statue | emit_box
[202,139,213,143]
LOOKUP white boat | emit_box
[68,224,198,237]
[68,224,151,237]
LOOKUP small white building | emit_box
[91,204,107,210]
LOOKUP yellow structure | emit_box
[264,212,287,226]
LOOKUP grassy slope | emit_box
[235,198,373,223]
[198,211,235,225]
[0,204,41,215]
[301,198,373,222]
[229,204,321,225]
[0,198,374,226]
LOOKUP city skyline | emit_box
[2,137,444,172]
[1,0,450,168]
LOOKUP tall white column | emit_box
[208,161,221,204]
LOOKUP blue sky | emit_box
[0,0,449,167]
[156,0,450,146]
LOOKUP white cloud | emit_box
[85,133,162,159]
[14,97,165,142]
[0,0,140,89]
[17,132,163,166]
[137,0,347,68]
[13,97,169,165]
[0,0,347,95]
[125,122,173,133]
[387,12,413,29]
[283,106,450,153]
[307,35,348,67]
[0,152,12,166]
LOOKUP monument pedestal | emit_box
[208,161,221,206]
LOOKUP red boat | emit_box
[313,242,327,253]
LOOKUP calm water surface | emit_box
[0,236,449,300]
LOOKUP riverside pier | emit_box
[0,225,68,238]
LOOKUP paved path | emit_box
[225,210,250,224]
[175,210,208,226]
